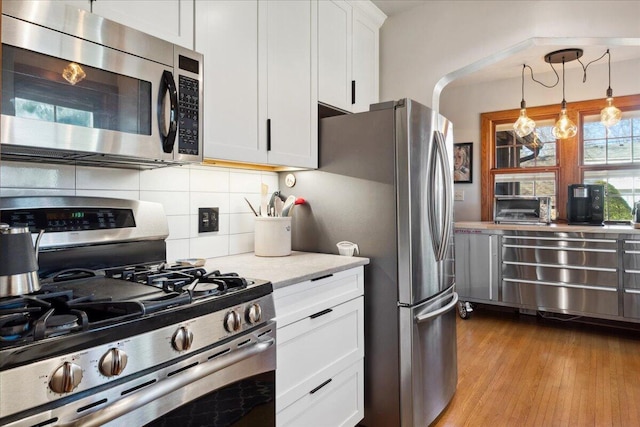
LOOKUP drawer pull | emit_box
[309,308,333,319]
[311,274,333,282]
[309,378,332,394]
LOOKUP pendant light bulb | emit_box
[600,50,621,128]
[552,106,577,139]
[514,104,536,137]
[513,65,535,137]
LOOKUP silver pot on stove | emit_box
[0,223,44,297]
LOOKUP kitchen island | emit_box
[454,221,640,323]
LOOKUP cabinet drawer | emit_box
[276,296,364,411]
[502,280,618,317]
[277,359,364,427]
[274,267,364,328]
[624,289,640,319]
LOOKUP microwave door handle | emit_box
[158,70,178,153]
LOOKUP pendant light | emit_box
[600,49,622,127]
[547,49,580,140]
[513,64,536,137]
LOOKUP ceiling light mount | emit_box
[544,48,583,64]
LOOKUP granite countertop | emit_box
[205,251,370,289]
[455,221,640,234]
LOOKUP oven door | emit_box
[6,324,277,427]
[1,11,192,165]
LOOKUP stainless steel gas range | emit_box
[0,196,276,427]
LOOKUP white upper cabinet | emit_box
[318,0,385,113]
[199,0,318,169]
[91,0,194,49]
[318,1,352,112]
[260,0,318,169]
[195,1,265,164]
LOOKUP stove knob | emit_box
[246,303,262,325]
[49,362,83,394]
[99,348,128,377]
[172,326,194,351]
[224,310,242,332]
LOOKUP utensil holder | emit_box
[254,217,292,257]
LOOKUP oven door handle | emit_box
[59,337,275,427]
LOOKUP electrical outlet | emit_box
[198,208,219,233]
[454,189,465,201]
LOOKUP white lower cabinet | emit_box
[274,267,365,426]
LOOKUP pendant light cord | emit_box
[524,64,559,89]
[577,49,609,84]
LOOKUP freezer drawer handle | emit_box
[309,308,333,319]
[416,292,459,323]
[310,378,332,394]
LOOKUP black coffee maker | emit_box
[567,184,605,225]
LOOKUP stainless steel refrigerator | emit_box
[280,99,458,426]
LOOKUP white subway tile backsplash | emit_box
[189,192,229,215]
[0,161,76,189]
[230,212,256,234]
[166,239,190,263]
[76,166,139,190]
[229,170,262,193]
[0,188,75,197]
[230,193,261,214]
[140,190,190,215]
[140,166,190,191]
[166,215,191,240]
[189,234,229,259]
[229,233,255,256]
[1,161,265,258]
[260,172,279,192]
[190,167,229,193]
[75,189,140,200]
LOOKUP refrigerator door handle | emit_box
[435,130,453,262]
[427,131,453,262]
[415,292,459,323]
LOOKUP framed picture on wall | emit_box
[453,142,472,183]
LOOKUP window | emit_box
[481,94,640,221]
[582,109,640,220]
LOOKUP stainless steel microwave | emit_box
[1,1,203,168]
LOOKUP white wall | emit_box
[0,162,278,262]
[379,1,640,109]
[440,57,640,220]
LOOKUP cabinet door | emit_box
[318,0,352,112]
[196,0,266,164]
[92,0,194,48]
[454,232,498,301]
[352,8,379,113]
[260,0,318,169]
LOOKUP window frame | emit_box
[481,94,640,221]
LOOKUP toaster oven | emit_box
[494,196,551,224]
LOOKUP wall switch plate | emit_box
[454,189,465,201]
[198,208,219,233]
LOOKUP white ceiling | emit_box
[370,0,640,88]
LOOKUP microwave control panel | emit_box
[177,75,200,156]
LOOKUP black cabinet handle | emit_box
[266,119,271,151]
[311,274,333,282]
[351,80,356,105]
[309,378,332,394]
[309,308,333,319]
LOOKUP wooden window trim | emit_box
[481,94,640,221]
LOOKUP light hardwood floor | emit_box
[432,307,640,427]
